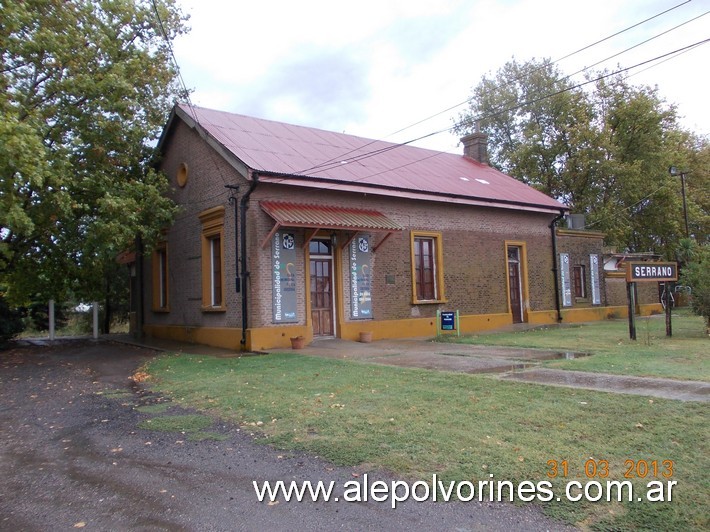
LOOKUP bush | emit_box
[0,294,25,347]
[26,298,69,331]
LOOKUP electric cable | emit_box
[281,38,709,190]
[294,0,697,176]
[150,0,235,192]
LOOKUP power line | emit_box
[584,182,675,231]
[551,0,693,65]
[315,0,697,166]
[150,0,196,123]
[284,38,709,190]
[150,0,235,192]
[628,38,706,78]
[562,9,709,82]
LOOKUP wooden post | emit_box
[627,282,636,341]
[665,283,672,337]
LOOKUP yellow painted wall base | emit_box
[338,313,513,343]
[528,303,663,325]
[145,305,664,352]
[143,324,243,351]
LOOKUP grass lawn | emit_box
[437,310,709,381]
[145,351,709,530]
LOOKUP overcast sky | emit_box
[171,0,709,153]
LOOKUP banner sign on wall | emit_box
[350,235,373,319]
[272,232,298,323]
[590,254,601,305]
[560,253,572,307]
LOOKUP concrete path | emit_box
[102,334,710,402]
[268,337,709,402]
[500,368,710,402]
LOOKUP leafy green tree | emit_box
[0,0,186,315]
[455,59,704,258]
[682,136,710,243]
[680,242,710,335]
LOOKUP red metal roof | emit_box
[172,104,567,213]
[260,201,402,232]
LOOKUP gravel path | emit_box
[0,339,575,531]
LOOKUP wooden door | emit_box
[310,258,333,336]
[507,247,523,324]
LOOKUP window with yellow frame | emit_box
[199,206,226,311]
[410,231,446,303]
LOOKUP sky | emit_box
[171,0,709,154]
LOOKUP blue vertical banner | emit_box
[350,235,373,319]
[272,232,298,323]
[560,253,572,307]
[590,254,601,305]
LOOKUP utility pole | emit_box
[669,166,690,238]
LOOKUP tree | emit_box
[0,0,186,316]
[455,58,704,258]
[680,242,710,336]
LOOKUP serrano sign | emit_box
[626,262,678,283]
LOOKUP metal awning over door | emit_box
[259,201,403,251]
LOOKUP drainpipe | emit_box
[225,185,240,293]
[549,210,566,323]
[239,171,259,349]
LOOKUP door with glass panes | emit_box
[310,239,334,336]
[507,246,523,323]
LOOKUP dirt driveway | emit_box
[0,339,574,531]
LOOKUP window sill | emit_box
[201,306,227,313]
[412,298,448,305]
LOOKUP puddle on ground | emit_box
[440,351,592,361]
[538,352,593,360]
[467,363,535,374]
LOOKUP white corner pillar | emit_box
[92,302,99,339]
[48,299,55,341]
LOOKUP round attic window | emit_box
[176,162,188,187]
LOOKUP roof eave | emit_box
[256,171,568,215]
[161,104,253,179]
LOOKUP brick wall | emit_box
[556,229,606,307]
[148,123,614,337]
[245,183,559,327]
[144,120,248,330]
[605,275,662,308]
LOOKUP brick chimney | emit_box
[460,122,488,164]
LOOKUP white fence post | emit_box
[92,302,99,339]
[49,299,55,341]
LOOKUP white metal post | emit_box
[49,299,55,341]
[92,301,99,339]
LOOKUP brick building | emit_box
[136,104,661,351]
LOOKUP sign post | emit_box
[625,262,678,340]
[626,282,636,341]
[665,283,672,337]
